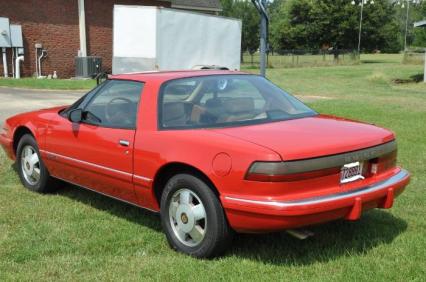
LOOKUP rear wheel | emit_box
[16,134,57,193]
[160,174,233,258]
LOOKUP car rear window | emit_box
[159,74,317,129]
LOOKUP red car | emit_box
[0,70,410,258]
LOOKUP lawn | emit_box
[1,54,425,281]
[0,78,96,90]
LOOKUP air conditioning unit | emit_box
[75,56,102,78]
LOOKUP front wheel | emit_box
[16,134,57,193]
[160,174,233,258]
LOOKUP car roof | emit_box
[109,70,249,83]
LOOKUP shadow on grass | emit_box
[393,73,424,84]
[228,210,407,265]
[410,74,423,83]
[361,60,395,64]
[54,182,163,233]
[49,179,407,265]
[9,162,162,233]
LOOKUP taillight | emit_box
[245,162,340,182]
[246,150,398,182]
[369,150,397,175]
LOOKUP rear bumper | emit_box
[0,134,14,160]
[221,169,410,232]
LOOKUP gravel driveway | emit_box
[0,87,87,124]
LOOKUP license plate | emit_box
[340,162,364,184]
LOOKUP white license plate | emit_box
[340,162,364,184]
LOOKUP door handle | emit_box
[119,140,130,147]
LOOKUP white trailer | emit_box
[112,6,242,74]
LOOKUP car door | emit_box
[44,80,144,203]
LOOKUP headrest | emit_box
[223,98,254,114]
[205,98,222,108]
[163,102,186,122]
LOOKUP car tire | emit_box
[16,134,57,193]
[160,173,233,258]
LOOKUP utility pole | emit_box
[357,0,364,56]
[78,0,87,57]
[424,48,426,82]
[404,0,410,51]
[252,0,269,77]
[352,0,374,57]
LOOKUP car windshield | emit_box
[159,74,317,129]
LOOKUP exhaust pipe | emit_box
[286,229,314,240]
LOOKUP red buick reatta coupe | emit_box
[0,70,410,258]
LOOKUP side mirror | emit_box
[68,109,83,123]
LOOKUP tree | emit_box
[270,0,324,51]
[220,0,260,61]
[269,0,400,53]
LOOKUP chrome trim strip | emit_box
[41,150,132,177]
[51,175,158,214]
[225,169,409,208]
[134,174,153,182]
[40,150,153,182]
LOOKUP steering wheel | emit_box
[105,97,134,125]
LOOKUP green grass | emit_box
[0,78,96,90]
[1,54,426,280]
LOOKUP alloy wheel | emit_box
[20,145,41,186]
[168,188,207,247]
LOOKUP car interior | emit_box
[161,75,310,128]
[61,76,314,130]
[82,80,143,128]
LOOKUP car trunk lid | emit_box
[211,115,395,161]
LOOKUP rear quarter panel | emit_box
[132,80,281,210]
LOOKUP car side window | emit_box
[83,80,144,129]
[60,82,106,117]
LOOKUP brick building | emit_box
[0,0,221,78]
